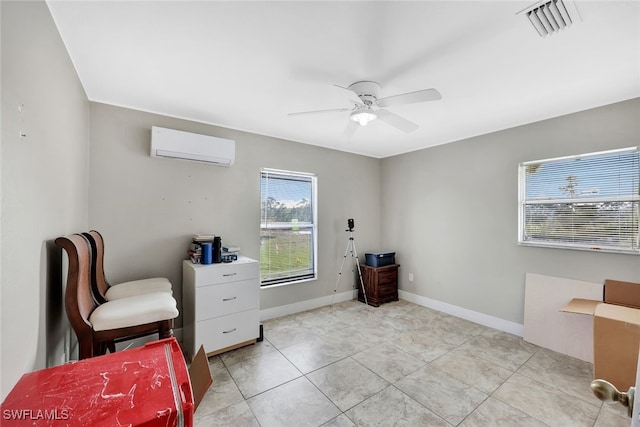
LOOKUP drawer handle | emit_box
[222,296,237,302]
[223,328,237,334]
[223,272,237,277]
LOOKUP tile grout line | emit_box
[200,300,619,427]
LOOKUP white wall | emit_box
[381,98,640,326]
[1,1,89,398]
[88,103,381,327]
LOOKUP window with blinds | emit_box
[519,147,640,254]
[260,169,317,286]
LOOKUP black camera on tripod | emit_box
[347,218,355,232]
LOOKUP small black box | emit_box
[365,252,395,267]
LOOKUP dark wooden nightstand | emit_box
[358,264,400,307]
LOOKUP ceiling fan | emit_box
[288,81,442,137]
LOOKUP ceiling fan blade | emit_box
[376,88,442,108]
[344,120,359,139]
[288,107,350,117]
[333,84,363,104]
[333,84,356,95]
[376,109,419,133]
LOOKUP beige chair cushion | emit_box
[90,292,178,331]
[105,277,172,300]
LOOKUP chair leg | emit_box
[79,337,93,360]
[93,340,102,357]
[159,319,174,339]
[91,338,114,355]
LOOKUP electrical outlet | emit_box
[408,273,414,282]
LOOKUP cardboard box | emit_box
[562,280,640,390]
[189,345,213,411]
[604,279,640,308]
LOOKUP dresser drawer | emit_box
[193,259,259,286]
[377,281,398,294]
[195,310,260,354]
[195,279,259,321]
[377,270,397,286]
[377,288,399,302]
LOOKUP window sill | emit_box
[260,276,318,289]
[518,241,640,255]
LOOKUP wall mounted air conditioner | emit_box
[151,126,235,166]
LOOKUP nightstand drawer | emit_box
[378,270,398,285]
[377,281,397,294]
[195,279,259,321]
[193,259,259,286]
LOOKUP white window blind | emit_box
[260,169,317,286]
[519,147,640,254]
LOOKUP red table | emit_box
[1,338,193,426]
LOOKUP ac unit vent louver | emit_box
[521,0,578,37]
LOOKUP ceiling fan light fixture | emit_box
[350,110,377,126]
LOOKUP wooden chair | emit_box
[82,230,172,303]
[55,234,178,359]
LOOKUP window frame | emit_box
[518,147,640,255]
[260,168,318,287]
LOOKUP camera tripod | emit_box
[332,219,368,306]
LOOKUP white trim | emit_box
[518,147,640,254]
[518,240,640,255]
[398,290,524,336]
[261,167,317,179]
[113,328,183,353]
[260,169,318,286]
[520,146,638,166]
[258,289,524,337]
[259,290,354,321]
[260,276,318,289]
[68,328,184,361]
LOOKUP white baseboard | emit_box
[260,290,355,321]
[113,328,183,352]
[399,290,524,337]
[257,289,523,337]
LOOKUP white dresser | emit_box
[182,257,260,360]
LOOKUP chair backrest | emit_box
[82,231,109,304]
[55,234,97,337]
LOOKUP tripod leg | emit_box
[332,237,353,305]
[351,239,368,306]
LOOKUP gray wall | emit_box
[381,98,640,325]
[1,1,89,398]
[88,103,381,327]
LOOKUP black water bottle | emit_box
[213,236,222,263]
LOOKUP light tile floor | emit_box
[193,299,631,427]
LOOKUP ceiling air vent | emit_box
[519,0,580,37]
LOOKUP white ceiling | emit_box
[47,1,640,158]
